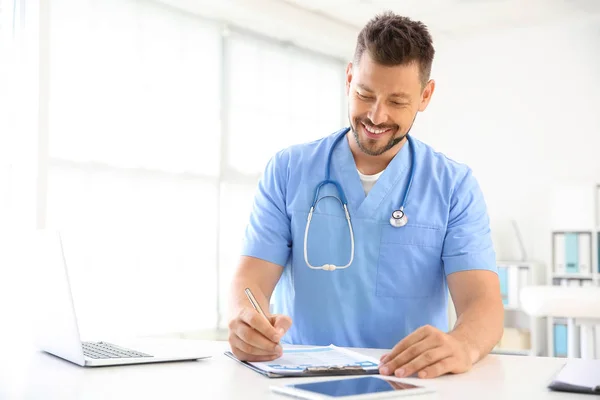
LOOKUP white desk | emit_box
[0,340,581,399]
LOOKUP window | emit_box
[46,0,222,337]
[0,0,14,229]
[41,0,345,336]
[225,33,344,176]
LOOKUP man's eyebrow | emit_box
[356,84,411,100]
[356,84,373,92]
[390,91,411,100]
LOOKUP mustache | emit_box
[357,118,398,131]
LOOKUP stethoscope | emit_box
[304,127,416,271]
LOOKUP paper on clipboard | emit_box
[225,344,381,378]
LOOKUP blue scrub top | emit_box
[241,128,497,349]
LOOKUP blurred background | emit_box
[1,0,599,358]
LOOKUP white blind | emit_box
[0,0,6,34]
[46,0,221,338]
[0,0,13,229]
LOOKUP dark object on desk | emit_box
[548,359,600,395]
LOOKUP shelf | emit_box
[497,260,537,267]
[491,347,531,356]
[552,274,594,280]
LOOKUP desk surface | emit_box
[0,339,585,399]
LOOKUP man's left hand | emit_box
[378,325,473,379]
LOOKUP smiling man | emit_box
[227,12,504,379]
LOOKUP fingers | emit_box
[228,310,293,362]
[392,347,452,378]
[236,321,283,353]
[229,339,281,363]
[414,357,455,379]
[239,308,281,343]
[379,325,473,379]
[380,325,432,365]
[229,327,282,358]
[380,330,446,375]
[270,314,292,336]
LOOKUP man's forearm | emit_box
[228,256,282,319]
[449,296,504,364]
[230,275,270,317]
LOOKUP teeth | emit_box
[363,124,389,134]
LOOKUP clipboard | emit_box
[224,345,381,378]
[547,359,600,395]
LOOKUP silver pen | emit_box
[244,287,271,325]
[245,288,284,348]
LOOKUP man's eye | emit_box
[357,92,372,100]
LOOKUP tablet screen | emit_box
[287,376,422,397]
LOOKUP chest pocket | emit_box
[376,224,444,298]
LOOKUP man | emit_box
[228,12,503,379]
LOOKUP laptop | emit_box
[32,230,212,367]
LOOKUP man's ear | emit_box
[345,62,353,96]
[418,79,435,112]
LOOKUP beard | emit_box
[350,115,405,157]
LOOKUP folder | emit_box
[517,267,529,306]
[596,326,600,360]
[564,233,579,274]
[567,279,581,287]
[578,233,591,275]
[554,322,568,357]
[597,233,600,274]
[596,185,600,227]
[507,265,519,307]
[224,345,381,378]
[548,359,600,395]
[553,233,565,275]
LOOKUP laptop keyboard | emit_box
[83,341,153,359]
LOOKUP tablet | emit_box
[270,376,435,399]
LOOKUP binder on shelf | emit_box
[498,327,531,351]
[564,233,579,274]
[577,233,591,275]
[518,267,529,301]
[595,326,600,359]
[597,232,600,274]
[507,266,520,307]
[560,278,569,287]
[554,321,568,357]
[596,184,600,228]
[553,233,565,275]
[568,279,581,287]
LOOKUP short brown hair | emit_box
[354,12,435,86]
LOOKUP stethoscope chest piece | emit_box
[389,208,408,228]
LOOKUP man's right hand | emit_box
[228,308,292,362]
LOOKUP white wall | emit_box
[414,15,600,272]
[157,0,357,60]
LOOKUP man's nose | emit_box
[367,102,388,126]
